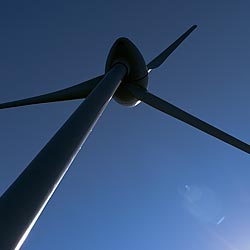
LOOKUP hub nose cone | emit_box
[105,37,148,107]
[105,37,148,81]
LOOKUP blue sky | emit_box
[0,1,250,249]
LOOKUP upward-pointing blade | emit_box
[0,75,103,109]
[127,84,250,154]
[147,25,197,71]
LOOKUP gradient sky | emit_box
[0,1,250,249]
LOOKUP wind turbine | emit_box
[0,25,249,250]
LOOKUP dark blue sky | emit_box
[0,1,250,249]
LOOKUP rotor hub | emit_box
[105,37,148,107]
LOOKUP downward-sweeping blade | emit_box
[127,84,250,154]
[147,25,197,71]
[0,75,103,109]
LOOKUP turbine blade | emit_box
[147,25,197,71]
[127,84,250,154]
[0,75,103,109]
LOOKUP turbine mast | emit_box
[0,63,127,250]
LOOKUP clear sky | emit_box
[0,1,250,249]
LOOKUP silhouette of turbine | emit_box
[0,25,249,250]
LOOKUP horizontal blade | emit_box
[127,84,250,154]
[0,75,103,109]
[147,25,197,71]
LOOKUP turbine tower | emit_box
[0,25,249,250]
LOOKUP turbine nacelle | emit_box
[105,37,148,107]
